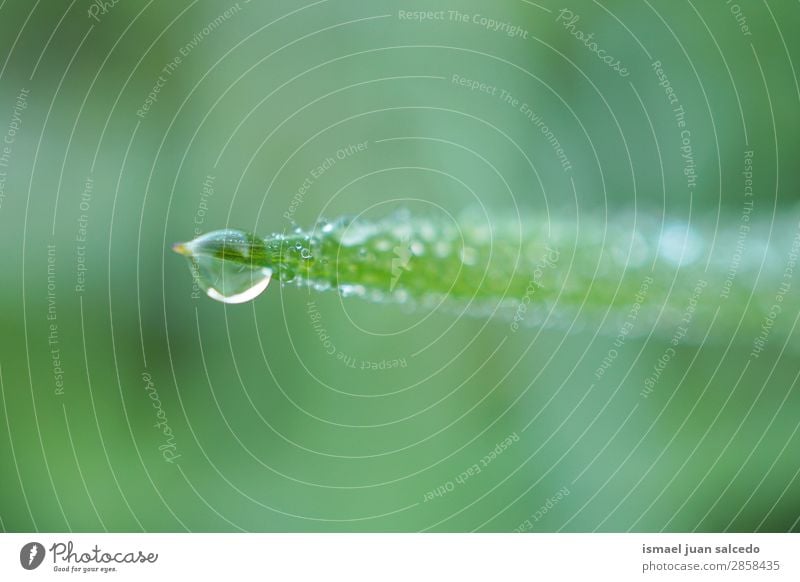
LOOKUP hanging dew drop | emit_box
[172,230,272,304]
[193,255,272,304]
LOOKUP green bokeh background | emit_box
[0,0,798,532]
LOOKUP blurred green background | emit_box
[0,0,798,532]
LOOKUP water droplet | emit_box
[658,223,702,266]
[337,218,372,246]
[471,224,491,243]
[339,284,366,298]
[173,230,272,304]
[459,246,477,266]
[394,208,412,221]
[392,224,413,239]
[393,288,410,302]
[191,255,272,304]
[300,248,312,259]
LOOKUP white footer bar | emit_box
[1,533,797,581]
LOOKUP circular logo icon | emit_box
[19,542,45,570]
